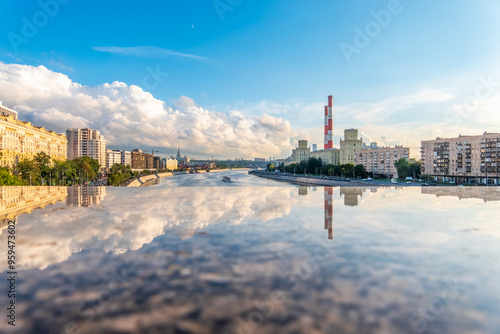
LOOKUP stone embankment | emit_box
[249,170,380,187]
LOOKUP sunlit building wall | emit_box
[0,103,67,168]
[340,129,363,164]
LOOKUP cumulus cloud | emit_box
[0,62,299,158]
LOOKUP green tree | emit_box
[354,164,369,178]
[266,163,276,172]
[307,157,323,175]
[408,161,421,179]
[394,158,409,179]
[16,158,40,185]
[0,168,26,185]
[107,164,133,186]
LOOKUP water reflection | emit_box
[421,186,500,202]
[67,186,106,207]
[1,179,499,334]
[0,186,67,230]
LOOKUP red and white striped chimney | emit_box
[324,95,333,149]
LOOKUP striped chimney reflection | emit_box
[324,186,334,239]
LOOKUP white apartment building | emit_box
[120,150,132,167]
[106,149,122,170]
[66,128,106,170]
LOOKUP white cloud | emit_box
[0,62,299,158]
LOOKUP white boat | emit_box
[222,176,232,182]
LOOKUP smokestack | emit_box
[324,95,333,149]
[324,187,334,239]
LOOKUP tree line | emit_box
[267,157,421,179]
[0,152,100,186]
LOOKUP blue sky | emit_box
[1,0,500,158]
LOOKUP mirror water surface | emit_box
[1,171,499,333]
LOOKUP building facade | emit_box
[354,144,410,178]
[66,128,106,170]
[120,150,132,167]
[165,158,178,170]
[340,129,363,164]
[131,149,155,170]
[105,149,122,170]
[291,140,311,163]
[311,148,340,165]
[421,132,500,184]
[1,105,67,168]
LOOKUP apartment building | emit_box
[66,128,106,170]
[0,103,67,168]
[131,149,155,170]
[354,144,410,178]
[119,150,132,167]
[310,148,340,165]
[421,132,500,184]
[106,149,122,170]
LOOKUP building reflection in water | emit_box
[67,186,106,207]
[322,187,373,240]
[421,187,500,202]
[0,186,68,230]
[0,186,106,230]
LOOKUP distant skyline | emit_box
[1,0,500,159]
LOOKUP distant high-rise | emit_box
[66,128,106,170]
[324,96,333,149]
[312,144,317,152]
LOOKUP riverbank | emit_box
[249,170,395,187]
